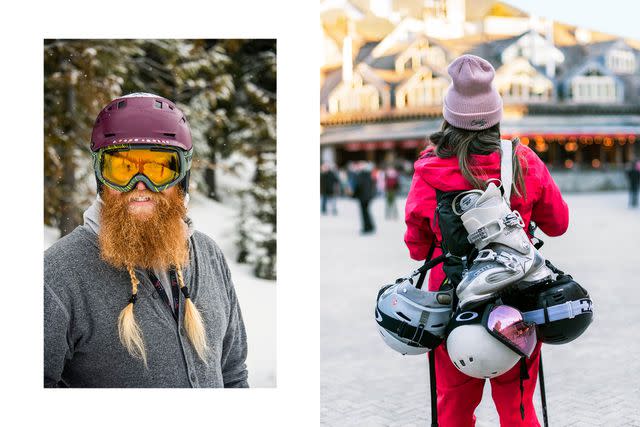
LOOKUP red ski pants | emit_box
[430,342,542,427]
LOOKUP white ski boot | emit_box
[455,182,553,309]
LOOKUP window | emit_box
[498,73,552,103]
[571,75,618,103]
[395,71,448,108]
[328,74,383,113]
[607,49,636,74]
[396,44,446,73]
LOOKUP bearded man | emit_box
[44,93,248,388]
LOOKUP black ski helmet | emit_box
[505,274,593,344]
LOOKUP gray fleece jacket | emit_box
[44,204,249,388]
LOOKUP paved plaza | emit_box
[321,192,640,426]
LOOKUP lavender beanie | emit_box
[442,54,503,130]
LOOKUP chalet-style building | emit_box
[320,1,640,190]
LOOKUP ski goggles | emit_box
[92,144,192,192]
[483,304,537,357]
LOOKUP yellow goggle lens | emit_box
[102,149,180,187]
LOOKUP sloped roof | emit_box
[486,1,529,18]
[369,54,396,71]
[355,41,379,63]
[396,65,449,88]
[559,58,620,84]
[586,38,633,58]
[356,14,395,41]
[321,67,344,105]
[465,31,528,69]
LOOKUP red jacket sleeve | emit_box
[529,155,569,237]
[404,171,436,260]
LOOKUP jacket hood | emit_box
[414,147,503,192]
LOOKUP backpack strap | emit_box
[500,139,513,204]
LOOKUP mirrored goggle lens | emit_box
[102,149,180,187]
[487,305,537,357]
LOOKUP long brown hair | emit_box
[429,121,527,198]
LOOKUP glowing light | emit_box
[592,159,601,168]
[536,142,549,152]
[564,159,574,169]
[565,142,578,152]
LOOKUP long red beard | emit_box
[99,188,189,271]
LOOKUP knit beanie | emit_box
[442,54,503,131]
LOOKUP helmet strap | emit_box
[181,170,191,196]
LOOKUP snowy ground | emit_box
[321,192,640,426]
[44,192,276,388]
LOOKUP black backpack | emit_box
[417,139,516,294]
[434,188,478,288]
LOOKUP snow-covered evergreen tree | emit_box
[44,39,136,236]
[225,41,277,280]
[44,39,276,280]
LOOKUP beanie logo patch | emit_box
[471,119,487,128]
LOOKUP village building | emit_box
[320,0,640,190]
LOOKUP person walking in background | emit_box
[374,165,386,197]
[337,168,349,197]
[346,161,358,196]
[353,161,376,234]
[626,159,640,207]
[321,162,339,215]
[404,55,568,425]
[384,165,399,219]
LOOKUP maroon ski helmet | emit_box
[91,92,192,152]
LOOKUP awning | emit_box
[320,115,640,145]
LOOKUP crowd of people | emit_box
[322,157,640,235]
[320,160,414,234]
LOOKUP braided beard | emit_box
[99,187,189,271]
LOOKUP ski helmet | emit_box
[506,274,593,344]
[445,304,537,378]
[375,275,453,355]
[90,92,193,194]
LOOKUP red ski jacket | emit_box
[404,143,569,292]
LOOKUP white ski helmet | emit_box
[375,275,453,355]
[446,304,537,378]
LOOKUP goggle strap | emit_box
[522,299,593,325]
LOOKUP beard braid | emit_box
[99,187,189,271]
